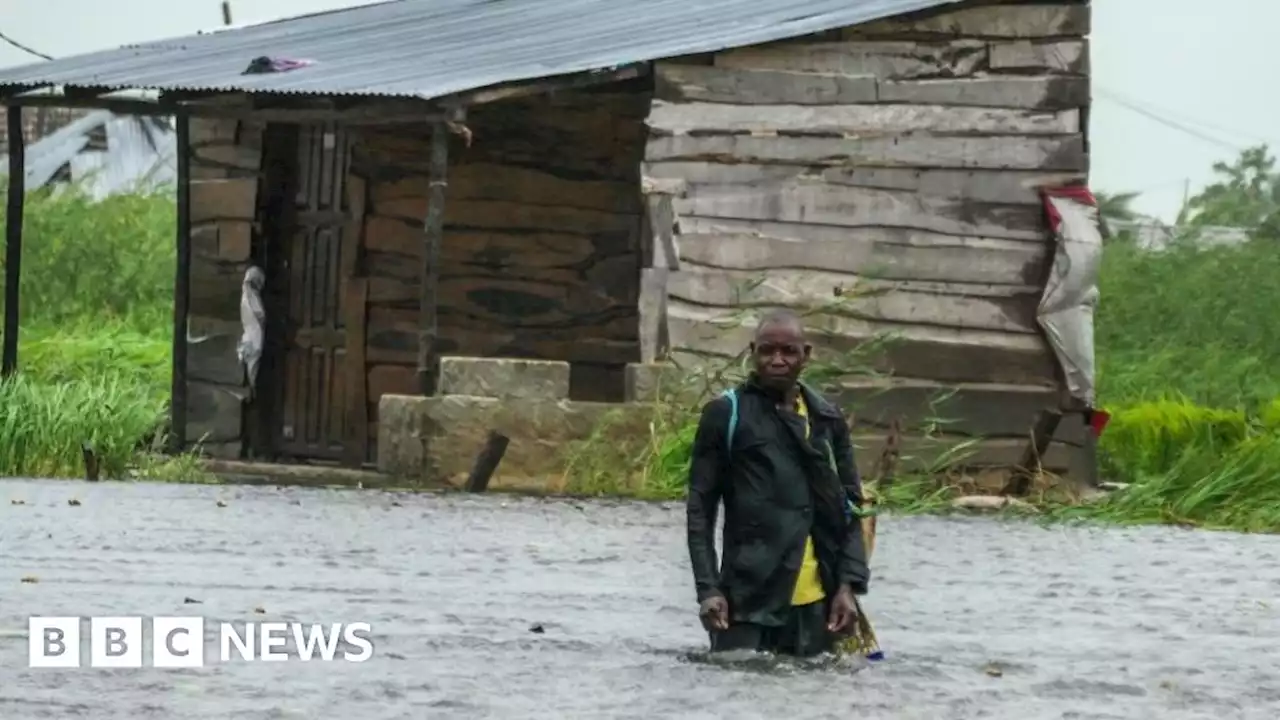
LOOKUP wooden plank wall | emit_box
[643,1,1092,471]
[348,82,652,408]
[183,117,263,458]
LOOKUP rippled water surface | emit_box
[2,478,1279,719]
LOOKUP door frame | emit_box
[247,122,300,462]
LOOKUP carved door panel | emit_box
[279,123,351,461]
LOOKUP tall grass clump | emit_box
[4,181,178,330]
[0,374,166,478]
[1087,232,1280,531]
[0,180,187,479]
[1096,235,1280,409]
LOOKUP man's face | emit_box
[751,321,810,390]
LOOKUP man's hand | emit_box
[826,585,858,633]
[698,596,729,632]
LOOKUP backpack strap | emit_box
[721,388,739,455]
[722,384,862,522]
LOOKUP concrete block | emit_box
[438,356,570,400]
[376,394,653,488]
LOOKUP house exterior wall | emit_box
[177,84,655,464]
[642,0,1094,476]
[0,106,89,152]
[349,83,651,406]
[182,117,262,459]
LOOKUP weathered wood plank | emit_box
[366,215,608,268]
[451,163,640,214]
[877,76,1088,110]
[343,277,369,467]
[714,40,988,79]
[342,174,366,280]
[645,194,680,269]
[188,255,245,321]
[189,117,239,146]
[192,142,262,172]
[366,306,638,366]
[189,221,252,262]
[833,379,1082,442]
[677,231,1045,285]
[359,98,647,182]
[189,178,257,224]
[451,276,627,326]
[186,380,245,445]
[642,176,688,196]
[365,255,639,309]
[371,164,639,214]
[186,317,243,386]
[376,197,640,235]
[848,4,1091,39]
[368,364,418,404]
[667,163,1078,206]
[639,268,671,362]
[654,63,878,105]
[645,133,1086,171]
[675,181,1048,240]
[851,434,1072,475]
[989,40,1088,74]
[647,101,1080,136]
[667,303,1057,384]
[814,166,1078,204]
[369,302,639,342]
[191,164,230,181]
[678,215,1048,250]
[666,268,1040,334]
[363,215,424,256]
[644,162,1082,204]
[645,161,808,187]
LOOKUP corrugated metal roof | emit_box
[0,0,962,100]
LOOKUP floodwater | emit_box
[1,479,1278,720]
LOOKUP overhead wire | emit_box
[1096,85,1271,147]
[0,29,53,61]
[1093,85,1276,155]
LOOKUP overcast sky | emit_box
[3,0,1275,222]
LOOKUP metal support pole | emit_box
[2,106,26,377]
[169,112,192,453]
[416,118,452,396]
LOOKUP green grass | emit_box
[1074,234,1280,532]
[0,181,209,482]
[1096,236,1280,409]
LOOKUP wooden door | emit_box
[279,123,358,462]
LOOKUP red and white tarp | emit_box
[1039,186,1103,407]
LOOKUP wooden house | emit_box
[0,0,1099,481]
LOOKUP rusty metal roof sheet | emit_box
[0,0,961,100]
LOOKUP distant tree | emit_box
[1180,144,1280,237]
[1094,190,1140,242]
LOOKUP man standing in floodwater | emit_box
[686,310,870,657]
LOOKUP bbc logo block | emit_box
[29,616,205,668]
[28,617,80,668]
[29,617,372,667]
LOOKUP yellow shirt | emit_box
[791,394,826,606]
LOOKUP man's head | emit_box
[750,310,810,391]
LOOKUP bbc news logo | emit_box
[28,617,374,668]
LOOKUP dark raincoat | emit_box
[686,376,870,628]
